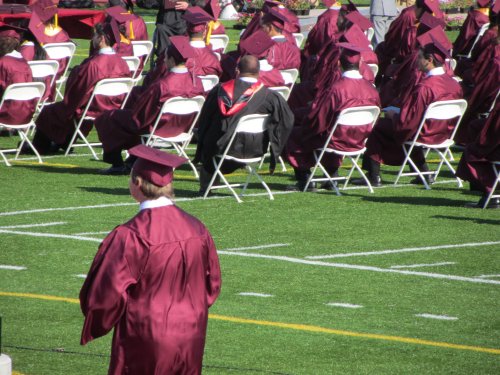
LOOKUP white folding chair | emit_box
[198,75,219,92]
[457,23,489,60]
[209,34,230,53]
[131,40,154,74]
[279,68,299,91]
[394,99,468,189]
[43,42,76,101]
[446,58,457,71]
[269,86,291,101]
[122,56,141,82]
[367,63,378,77]
[27,60,59,115]
[65,77,135,159]
[292,32,304,48]
[0,82,45,166]
[483,162,500,209]
[203,114,273,203]
[303,106,381,194]
[141,96,205,178]
[364,27,375,42]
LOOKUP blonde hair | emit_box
[131,170,175,200]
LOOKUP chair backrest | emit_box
[28,60,59,91]
[122,56,141,79]
[209,34,229,53]
[131,40,154,69]
[292,32,304,48]
[365,27,374,42]
[198,75,220,92]
[43,42,76,60]
[0,82,45,122]
[280,68,299,88]
[269,86,291,101]
[445,58,457,71]
[367,63,378,77]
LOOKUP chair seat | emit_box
[409,139,454,149]
[146,132,191,144]
[0,122,32,129]
[219,154,263,164]
[317,147,367,157]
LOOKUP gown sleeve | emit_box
[204,231,222,307]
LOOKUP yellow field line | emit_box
[11,161,78,168]
[1,291,499,355]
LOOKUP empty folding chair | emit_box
[209,34,230,53]
[141,96,205,178]
[42,42,76,101]
[292,32,304,48]
[0,82,46,166]
[198,75,219,93]
[394,99,468,189]
[279,68,299,91]
[203,114,274,203]
[303,106,381,194]
[65,77,135,159]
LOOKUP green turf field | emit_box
[0,10,499,375]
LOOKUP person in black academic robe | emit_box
[194,55,294,194]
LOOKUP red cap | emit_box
[205,0,221,19]
[240,29,275,58]
[422,0,441,15]
[31,0,58,23]
[342,24,371,49]
[476,0,491,7]
[337,42,369,64]
[345,10,373,31]
[262,8,288,29]
[322,0,337,7]
[0,22,24,40]
[182,6,214,34]
[418,12,446,34]
[417,26,451,51]
[129,145,187,186]
[493,0,500,13]
[105,6,136,24]
[169,35,197,61]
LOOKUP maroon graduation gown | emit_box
[129,15,149,41]
[113,41,134,57]
[80,202,221,375]
[456,100,500,193]
[303,8,339,57]
[95,69,205,154]
[0,53,35,125]
[286,73,381,172]
[259,66,286,87]
[366,70,463,166]
[266,36,301,70]
[452,8,489,58]
[188,44,223,77]
[35,52,131,145]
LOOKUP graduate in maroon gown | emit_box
[456,100,500,209]
[96,36,205,174]
[80,144,221,375]
[205,0,226,40]
[362,38,463,186]
[452,0,491,58]
[194,55,294,194]
[302,0,340,59]
[107,1,149,41]
[0,23,35,127]
[31,23,130,154]
[286,43,380,190]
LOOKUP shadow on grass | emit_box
[79,186,197,198]
[349,194,465,207]
[433,215,500,226]
[19,163,103,175]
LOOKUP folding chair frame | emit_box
[43,42,76,101]
[203,114,273,203]
[303,106,381,195]
[209,34,230,53]
[279,68,299,91]
[483,162,500,209]
[198,75,220,93]
[394,99,468,190]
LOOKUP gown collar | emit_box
[6,50,23,59]
[190,40,206,48]
[342,70,363,79]
[239,76,258,83]
[170,66,189,73]
[98,47,115,55]
[140,196,174,211]
[426,67,445,77]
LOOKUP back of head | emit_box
[0,36,19,57]
[238,55,260,77]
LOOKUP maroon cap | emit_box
[418,12,445,34]
[493,0,500,13]
[342,24,370,49]
[262,8,288,29]
[422,0,441,15]
[0,21,24,40]
[322,0,337,7]
[337,42,369,64]
[182,6,213,34]
[417,26,451,51]
[28,12,49,44]
[129,145,187,186]
[169,35,197,60]
[31,0,58,23]
[476,0,491,7]
[341,0,358,12]
[205,0,221,19]
[262,0,281,13]
[345,10,373,31]
[240,29,275,58]
[102,19,121,46]
[105,6,136,24]
[421,33,451,63]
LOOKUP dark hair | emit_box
[238,55,260,75]
[0,36,19,57]
[131,170,174,199]
[339,55,359,71]
[93,23,112,47]
[421,45,444,67]
[21,30,47,60]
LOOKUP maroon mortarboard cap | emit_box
[128,145,187,186]
[205,0,221,19]
[31,0,58,23]
[417,12,445,35]
[263,0,281,13]
[345,10,373,31]
[322,0,336,7]
[262,8,287,29]
[239,29,275,58]
[106,6,136,24]
[182,6,214,33]
[337,42,369,64]
[422,0,441,15]
[0,22,24,40]
[102,20,121,45]
[422,33,451,63]
[342,24,371,49]
[476,0,491,7]
[417,26,451,51]
[28,12,48,44]
[169,35,197,60]
[493,0,500,13]
[341,0,358,11]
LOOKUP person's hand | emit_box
[175,1,189,10]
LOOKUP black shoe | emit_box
[465,196,500,209]
[352,175,382,187]
[286,181,317,192]
[410,174,435,185]
[99,165,131,175]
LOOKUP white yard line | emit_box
[306,241,500,260]
[415,314,458,321]
[218,251,500,285]
[390,262,456,269]
[75,274,87,278]
[0,265,26,271]
[477,274,500,279]
[0,229,102,243]
[326,302,363,309]
[0,222,66,229]
[0,203,136,217]
[238,292,273,297]
[72,231,112,236]
[222,243,290,251]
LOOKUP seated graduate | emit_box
[205,0,226,38]
[452,0,491,58]
[31,22,130,154]
[456,100,500,209]
[193,55,294,195]
[285,43,380,191]
[96,36,205,175]
[361,37,463,187]
[0,23,35,127]
[80,144,221,374]
[107,0,149,41]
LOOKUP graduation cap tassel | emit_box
[129,21,135,41]
[54,13,58,28]
[205,21,214,46]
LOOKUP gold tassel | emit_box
[205,21,214,46]
[54,13,58,28]
[129,21,135,40]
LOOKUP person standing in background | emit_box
[370,0,399,47]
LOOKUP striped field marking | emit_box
[0,265,26,271]
[326,302,363,309]
[238,292,273,297]
[222,243,290,252]
[416,314,458,321]
[9,160,78,168]
[390,262,456,269]
[477,274,500,279]
[0,229,102,243]
[1,291,499,356]
[0,222,66,229]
